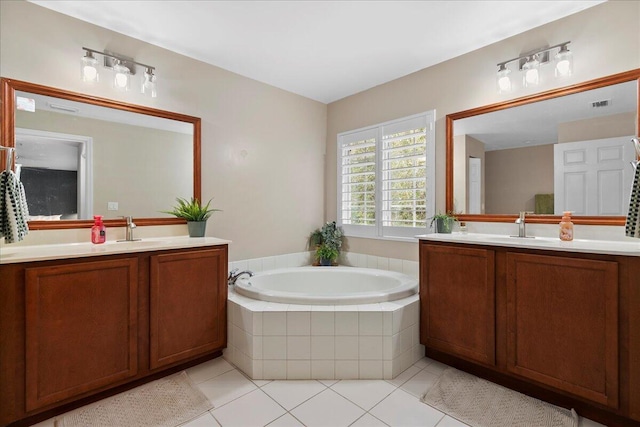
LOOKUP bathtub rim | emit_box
[233,266,418,305]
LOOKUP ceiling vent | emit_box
[591,99,610,108]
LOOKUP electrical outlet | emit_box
[107,202,119,211]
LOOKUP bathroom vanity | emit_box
[0,237,229,426]
[418,234,640,426]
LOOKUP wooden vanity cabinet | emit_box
[420,244,495,366]
[506,252,619,408]
[150,248,227,369]
[419,240,640,425]
[0,244,228,427]
[24,258,139,412]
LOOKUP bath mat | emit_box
[55,371,213,427]
[422,368,579,427]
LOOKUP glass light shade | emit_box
[141,68,157,98]
[496,65,512,94]
[112,61,131,91]
[555,45,573,77]
[81,53,99,83]
[522,56,540,87]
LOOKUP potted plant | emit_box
[309,221,344,266]
[315,244,339,266]
[163,197,221,237]
[430,212,457,234]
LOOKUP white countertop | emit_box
[0,236,232,264]
[416,233,640,256]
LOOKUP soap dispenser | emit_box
[559,211,574,241]
[91,215,106,244]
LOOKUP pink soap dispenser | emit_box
[91,215,106,244]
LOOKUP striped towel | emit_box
[626,165,640,238]
[0,169,30,243]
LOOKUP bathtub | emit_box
[234,266,418,305]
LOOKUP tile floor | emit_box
[31,356,606,427]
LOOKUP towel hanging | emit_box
[0,158,30,243]
[626,138,640,238]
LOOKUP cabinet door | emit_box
[506,253,618,408]
[25,258,138,411]
[420,243,495,365]
[150,247,227,369]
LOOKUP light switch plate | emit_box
[107,202,119,211]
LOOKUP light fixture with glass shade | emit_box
[554,44,573,77]
[495,41,572,94]
[142,67,157,98]
[496,63,512,94]
[80,47,157,97]
[522,55,540,87]
[112,59,131,91]
[81,50,99,83]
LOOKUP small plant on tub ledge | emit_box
[162,197,221,237]
[310,221,344,266]
[429,211,458,234]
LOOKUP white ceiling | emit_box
[30,0,605,104]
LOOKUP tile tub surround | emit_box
[225,289,422,380]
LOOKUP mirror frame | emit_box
[446,68,640,225]
[1,78,201,230]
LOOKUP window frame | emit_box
[336,111,436,241]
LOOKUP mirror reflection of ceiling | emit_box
[16,91,193,134]
[15,90,193,172]
[454,81,637,151]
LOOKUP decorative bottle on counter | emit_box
[559,211,574,241]
[91,215,106,244]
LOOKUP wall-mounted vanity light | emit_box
[81,47,157,97]
[496,42,572,94]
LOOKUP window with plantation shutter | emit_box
[338,111,435,240]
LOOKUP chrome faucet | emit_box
[513,211,533,238]
[121,216,140,242]
[228,268,253,285]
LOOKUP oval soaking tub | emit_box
[234,266,418,305]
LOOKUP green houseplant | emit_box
[430,212,457,234]
[163,197,221,237]
[310,221,344,266]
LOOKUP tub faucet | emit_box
[514,211,533,238]
[228,268,254,285]
[122,216,139,241]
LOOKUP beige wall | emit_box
[558,112,636,143]
[1,0,327,260]
[485,144,554,214]
[453,135,485,213]
[326,1,640,261]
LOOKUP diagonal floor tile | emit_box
[181,412,221,426]
[291,389,365,427]
[212,389,286,427]
[197,369,257,407]
[187,358,235,384]
[370,389,445,427]
[400,368,439,398]
[350,413,389,426]
[262,380,327,410]
[267,413,306,426]
[331,380,396,410]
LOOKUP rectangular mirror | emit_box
[1,78,201,229]
[446,69,640,225]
